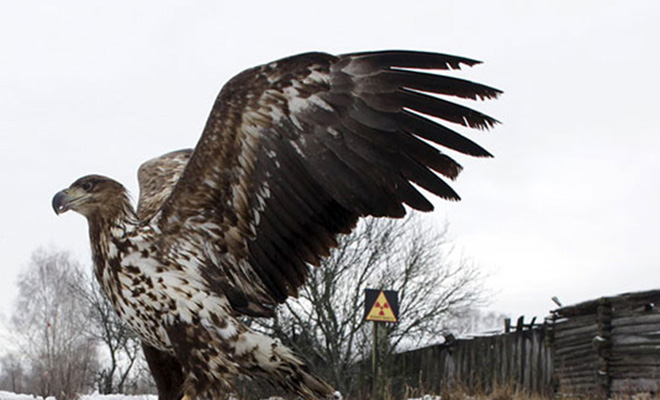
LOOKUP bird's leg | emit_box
[142,343,185,400]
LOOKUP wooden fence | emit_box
[382,326,553,397]
[377,289,660,399]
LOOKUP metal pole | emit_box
[372,322,378,398]
[371,322,384,400]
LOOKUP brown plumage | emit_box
[52,50,500,399]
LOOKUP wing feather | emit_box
[362,69,501,101]
[399,110,493,157]
[153,50,500,309]
[136,149,193,221]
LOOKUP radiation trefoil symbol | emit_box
[374,298,390,316]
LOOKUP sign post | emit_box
[364,289,399,400]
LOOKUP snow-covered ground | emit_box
[80,395,157,400]
[0,393,439,400]
[0,394,316,400]
[0,393,293,400]
[0,394,156,400]
[0,392,54,400]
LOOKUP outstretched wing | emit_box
[155,50,501,313]
[137,149,193,221]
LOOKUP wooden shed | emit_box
[548,289,660,398]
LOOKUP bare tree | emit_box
[72,274,146,394]
[9,248,99,399]
[256,213,485,395]
[0,353,26,392]
[451,309,511,335]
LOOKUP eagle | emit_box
[52,50,500,399]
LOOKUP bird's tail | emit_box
[236,331,336,399]
[269,346,335,399]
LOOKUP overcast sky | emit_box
[1,1,659,339]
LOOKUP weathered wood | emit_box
[554,342,597,357]
[557,376,600,386]
[554,320,599,335]
[552,289,660,399]
[611,344,660,354]
[554,360,602,373]
[377,290,660,399]
[609,355,660,366]
[609,367,660,378]
[611,378,660,392]
[383,327,553,398]
[553,335,599,350]
[553,319,599,334]
[612,334,660,346]
[555,369,601,383]
[612,313,660,327]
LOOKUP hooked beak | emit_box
[52,189,72,215]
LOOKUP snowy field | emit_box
[0,394,297,400]
[0,394,157,400]
[0,392,55,400]
[0,393,443,400]
[0,392,442,400]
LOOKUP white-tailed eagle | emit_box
[52,50,500,399]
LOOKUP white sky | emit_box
[1,0,659,336]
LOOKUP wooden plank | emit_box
[553,313,599,327]
[554,341,597,356]
[554,322,599,337]
[611,313,660,327]
[555,367,600,378]
[554,360,602,373]
[612,334,660,346]
[612,323,660,335]
[611,344,660,354]
[609,356,660,367]
[611,378,660,393]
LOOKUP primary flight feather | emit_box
[52,50,500,399]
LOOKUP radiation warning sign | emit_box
[364,289,399,323]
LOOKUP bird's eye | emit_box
[82,182,94,191]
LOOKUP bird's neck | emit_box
[87,196,139,283]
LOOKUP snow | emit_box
[0,392,351,400]
[0,394,156,400]
[0,392,56,400]
[0,394,314,400]
[80,396,156,400]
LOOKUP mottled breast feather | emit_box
[151,50,501,312]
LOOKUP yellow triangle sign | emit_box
[366,291,398,322]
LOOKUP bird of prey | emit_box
[52,50,500,399]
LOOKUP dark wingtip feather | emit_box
[344,50,482,71]
[399,89,500,132]
[485,87,504,100]
[366,70,502,102]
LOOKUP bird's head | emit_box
[52,175,131,220]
